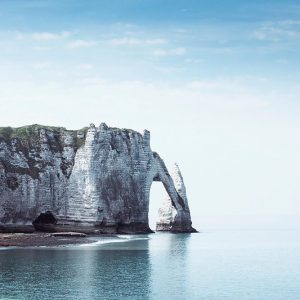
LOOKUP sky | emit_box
[0,0,300,229]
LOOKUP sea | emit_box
[0,227,300,300]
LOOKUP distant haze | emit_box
[0,0,299,227]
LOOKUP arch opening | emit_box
[148,181,171,231]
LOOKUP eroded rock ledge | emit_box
[0,123,196,234]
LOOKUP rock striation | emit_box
[0,123,196,234]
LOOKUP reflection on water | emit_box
[149,234,191,299]
[0,237,152,300]
[0,231,300,300]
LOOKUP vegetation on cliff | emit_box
[0,124,88,149]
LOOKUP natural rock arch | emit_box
[147,159,195,233]
[0,123,196,233]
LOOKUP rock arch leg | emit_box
[152,156,196,232]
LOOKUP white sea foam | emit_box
[78,235,150,247]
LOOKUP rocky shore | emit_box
[0,232,97,248]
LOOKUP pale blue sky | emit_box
[0,0,300,228]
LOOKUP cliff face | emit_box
[0,123,195,233]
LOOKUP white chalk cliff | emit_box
[0,123,196,233]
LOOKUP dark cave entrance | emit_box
[32,211,57,232]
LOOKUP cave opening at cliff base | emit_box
[32,211,57,231]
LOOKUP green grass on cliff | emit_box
[0,125,64,141]
[0,124,142,149]
[0,124,88,149]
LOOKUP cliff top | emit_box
[0,124,87,149]
[0,124,67,140]
[0,123,145,146]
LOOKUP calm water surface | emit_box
[0,230,300,300]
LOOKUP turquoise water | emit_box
[0,230,300,300]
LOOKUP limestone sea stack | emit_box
[0,123,196,234]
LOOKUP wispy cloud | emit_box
[187,80,241,92]
[186,80,236,91]
[67,40,98,49]
[108,37,167,46]
[252,20,300,41]
[154,66,179,73]
[276,58,288,64]
[186,76,270,94]
[17,31,71,41]
[278,20,300,26]
[153,47,186,56]
[185,58,205,63]
[32,62,51,69]
[78,64,94,70]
